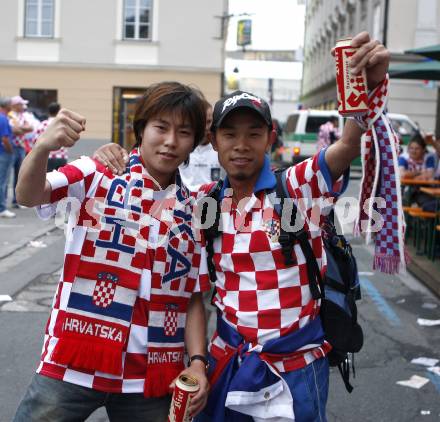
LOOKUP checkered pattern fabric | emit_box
[353,75,389,131]
[92,274,117,308]
[355,74,406,273]
[201,154,341,372]
[373,119,405,272]
[164,305,178,336]
[33,118,68,159]
[35,149,209,393]
[8,111,29,148]
[356,131,377,241]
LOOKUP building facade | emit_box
[0,0,226,146]
[302,0,439,132]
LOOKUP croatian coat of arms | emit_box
[262,218,281,243]
[164,304,179,336]
[92,272,119,308]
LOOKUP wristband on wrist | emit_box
[189,354,209,371]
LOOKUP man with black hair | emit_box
[179,103,224,190]
[14,82,210,421]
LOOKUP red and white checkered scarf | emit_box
[355,75,406,274]
[52,149,189,396]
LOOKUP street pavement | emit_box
[0,146,439,421]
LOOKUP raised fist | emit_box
[38,108,86,152]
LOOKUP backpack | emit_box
[201,168,363,393]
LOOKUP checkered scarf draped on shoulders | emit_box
[51,148,190,396]
[355,75,407,274]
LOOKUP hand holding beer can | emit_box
[335,38,369,116]
[168,374,199,422]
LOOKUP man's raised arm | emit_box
[16,109,86,207]
[325,31,390,181]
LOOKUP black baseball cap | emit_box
[211,90,273,131]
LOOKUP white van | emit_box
[281,110,343,164]
[280,109,419,165]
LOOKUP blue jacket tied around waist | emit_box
[198,314,325,421]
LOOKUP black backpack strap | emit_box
[274,170,323,300]
[200,181,223,284]
[338,356,354,393]
[273,169,297,266]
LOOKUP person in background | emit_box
[418,132,440,212]
[33,102,68,171]
[22,108,41,154]
[399,134,436,208]
[398,134,435,180]
[179,102,224,191]
[270,117,284,162]
[0,97,15,218]
[8,95,36,208]
[424,132,440,179]
[316,116,341,152]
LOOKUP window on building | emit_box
[24,0,54,38]
[124,0,152,40]
[348,9,355,33]
[20,89,57,121]
[339,20,346,39]
[360,0,368,20]
[373,4,382,42]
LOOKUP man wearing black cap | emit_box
[92,31,390,421]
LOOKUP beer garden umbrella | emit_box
[389,60,440,80]
[405,44,440,61]
[389,44,440,135]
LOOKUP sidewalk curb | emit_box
[1,234,65,298]
[0,224,58,261]
[407,261,440,299]
[405,244,440,299]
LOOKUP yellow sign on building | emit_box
[237,19,252,47]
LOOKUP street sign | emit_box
[237,19,252,47]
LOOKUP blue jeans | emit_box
[14,374,172,422]
[196,357,329,422]
[9,146,25,204]
[0,151,13,212]
[280,357,329,422]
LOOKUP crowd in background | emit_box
[0,96,64,218]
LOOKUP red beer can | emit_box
[335,38,369,116]
[168,375,199,422]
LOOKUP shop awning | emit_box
[405,44,440,61]
[389,60,440,81]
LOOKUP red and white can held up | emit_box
[168,374,199,422]
[335,38,369,116]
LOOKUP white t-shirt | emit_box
[179,143,224,191]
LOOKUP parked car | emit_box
[280,109,420,167]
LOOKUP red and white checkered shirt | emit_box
[35,155,210,393]
[8,110,39,150]
[33,118,68,159]
[200,152,346,373]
